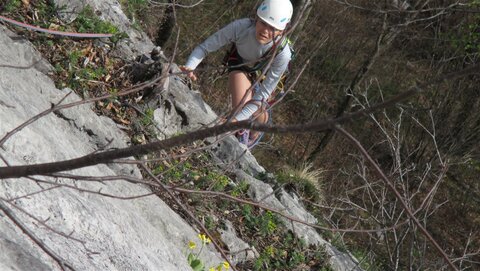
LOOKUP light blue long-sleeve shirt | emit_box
[185,18,291,120]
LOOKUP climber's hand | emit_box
[180,66,197,81]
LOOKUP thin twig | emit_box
[169,186,409,234]
[0,200,76,271]
[335,125,458,270]
[141,164,238,271]
[1,62,478,179]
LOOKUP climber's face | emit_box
[255,18,283,44]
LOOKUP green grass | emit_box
[253,231,331,271]
[119,0,149,21]
[74,6,119,34]
[141,108,155,126]
[351,249,382,271]
[276,163,324,202]
[4,0,22,13]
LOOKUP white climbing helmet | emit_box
[257,0,293,31]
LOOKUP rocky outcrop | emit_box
[0,1,362,270]
[53,0,156,57]
[144,48,362,271]
[0,26,221,271]
[237,172,362,271]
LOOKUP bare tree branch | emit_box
[0,92,72,148]
[335,125,459,270]
[0,200,76,271]
[170,186,409,233]
[1,63,477,179]
[141,164,238,271]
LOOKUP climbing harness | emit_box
[226,37,293,149]
[0,15,113,38]
[224,36,293,104]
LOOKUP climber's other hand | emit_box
[180,66,197,81]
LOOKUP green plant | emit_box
[152,164,164,176]
[253,232,330,271]
[68,50,82,68]
[447,0,480,54]
[351,249,382,271]
[198,171,230,191]
[74,6,119,35]
[259,211,278,236]
[213,174,230,191]
[204,215,216,231]
[4,0,22,13]
[230,180,249,197]
[35,1,58,26]
[64,50,108,90]
[241,205,280,237]
[241,204,255,227]
[330,232,348,253]
[186,234,230,271]
[120,0,148,21]
[78,66,106,81]
[187,235,208,271]
[165,166,183,180]
[141,108,155,126]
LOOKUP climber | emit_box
[180,0,294,148]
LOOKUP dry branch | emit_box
[0,200,76,271]
[0,63,477,179]
[335,125,458,270]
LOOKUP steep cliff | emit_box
[0,1,362,270]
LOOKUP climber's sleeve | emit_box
[185,19,250,70]
[235,45,292,121]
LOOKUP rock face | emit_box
[53,0,156,57]
[236,172,362,271]
[0,26,221,270]
[0,1,363,270]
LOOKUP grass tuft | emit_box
[277,162,325,202]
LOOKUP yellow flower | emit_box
[188,241,196,250]
[209,268,216,271]
[223,261,230,270]
[198,233,211,244]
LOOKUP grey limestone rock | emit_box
[219,220,258,265]
[0,235,51,271]
[0,25,222,271]
[236,170,363,271]
[148,64,265,175]
[52,0,155,57]
[0,0,365,269]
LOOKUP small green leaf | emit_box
[187,253,196,265]
[190,259,205,271]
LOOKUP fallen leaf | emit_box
[48,23,60,30]
[116,117,130,125]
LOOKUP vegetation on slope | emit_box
[1,0,479,270]
[158,1,480,270]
